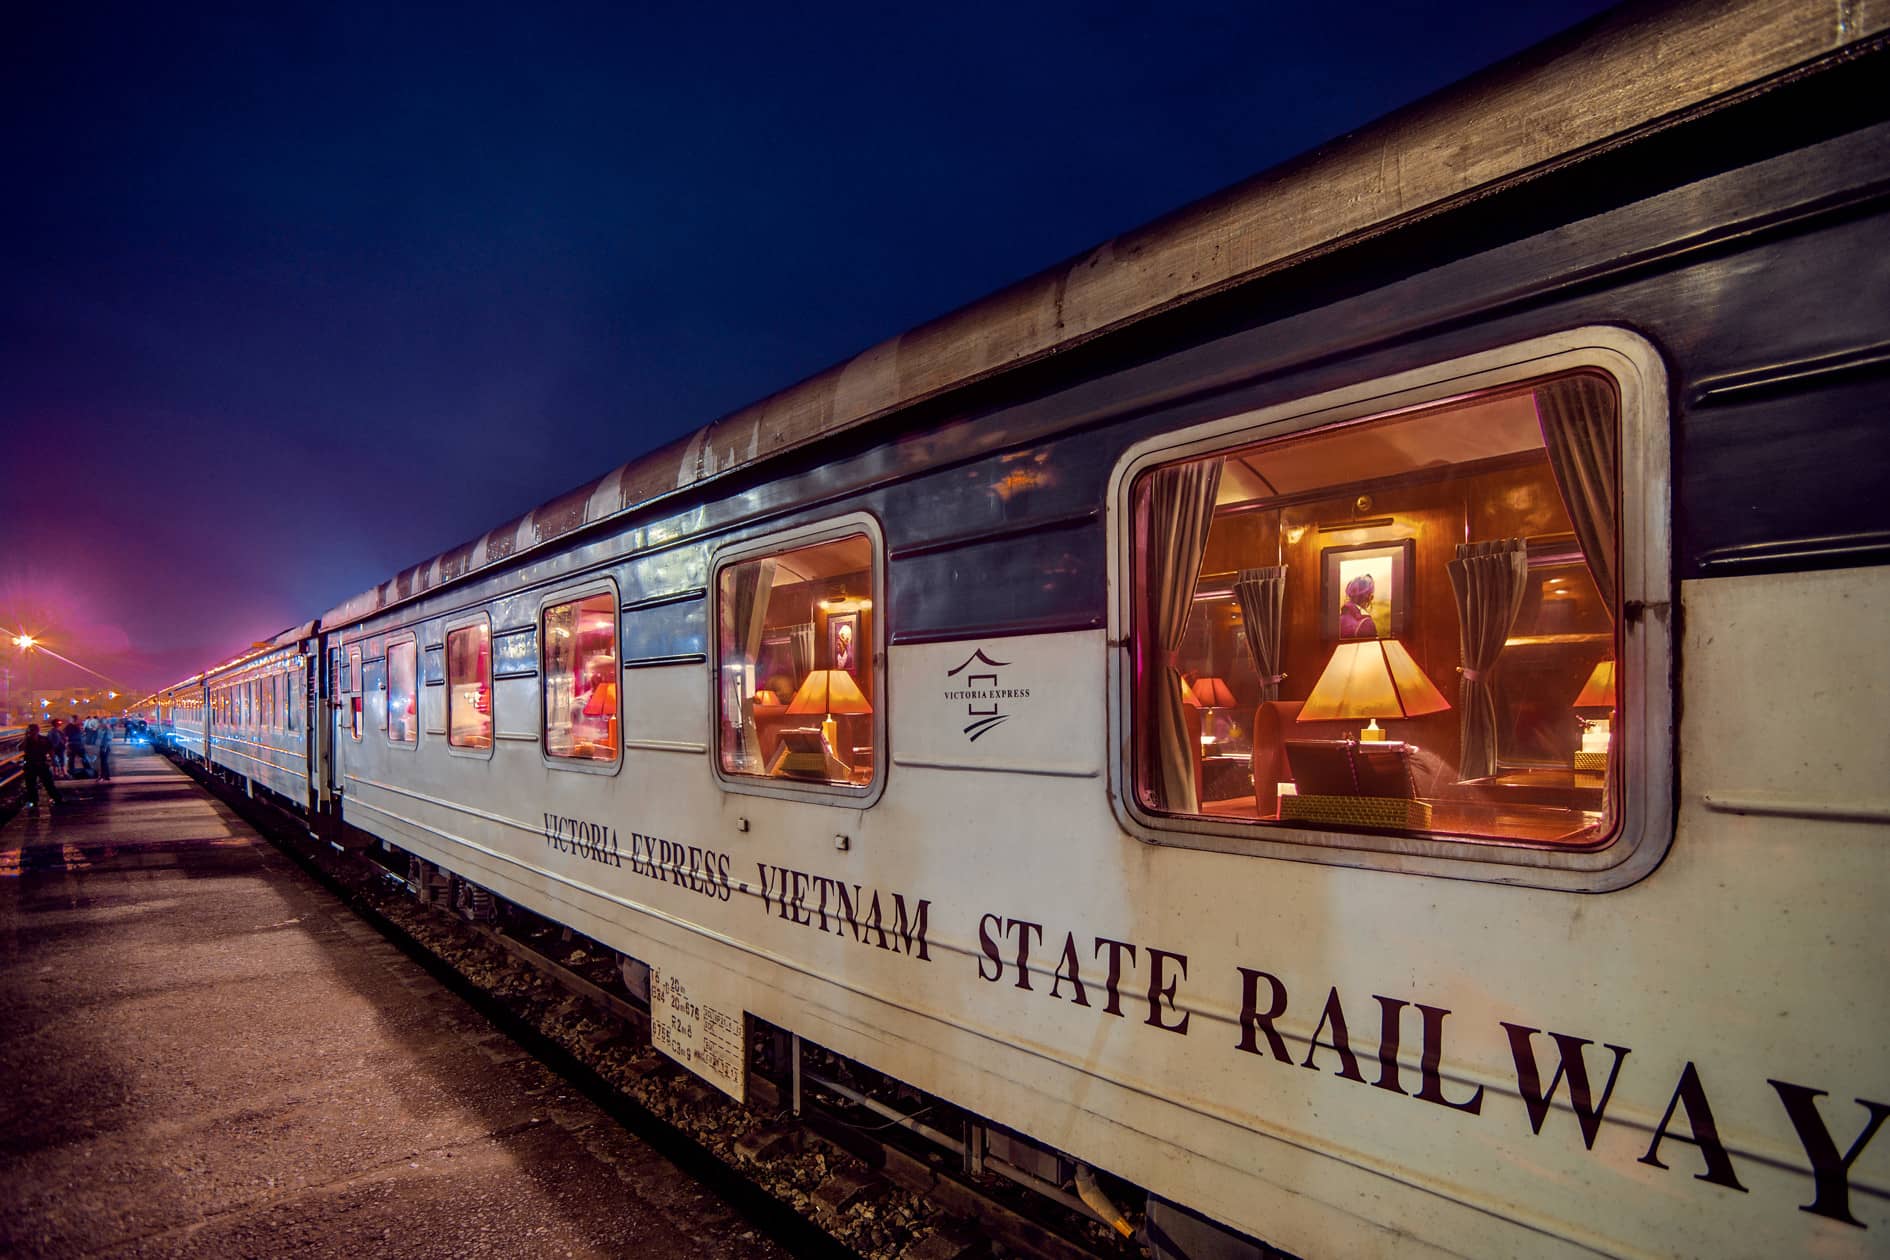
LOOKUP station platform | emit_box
[0,743,787,1259]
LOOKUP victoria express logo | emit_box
[945,649,1031,741]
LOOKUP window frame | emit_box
[443,611,495,761]
[384,634,419,749]
[537,578,622,775]
[1104,326,1671,892]
[347,646,363,742]
[707,512,887,809]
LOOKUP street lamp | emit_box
[12,632,36,719]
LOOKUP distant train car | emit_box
[157,3,1890,1256]
[155,674,208,761]
[199,626,315,806]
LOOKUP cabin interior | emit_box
[1143,373,1620,846]
[719,534,876,785]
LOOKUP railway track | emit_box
[174,753,1150,1260]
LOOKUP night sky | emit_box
[2,1,1617,701]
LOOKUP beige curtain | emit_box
[1536,375,1619,614]
[1233,566,1288,702]
[729,559,778,766]
[1141,460,1222,813]
[1447,539,1528,780]
[786,622,815,682]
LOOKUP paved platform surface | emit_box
[0,744,787,1259]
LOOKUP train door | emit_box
[299,640,320,814]
[331,645,360,807]
[313,643,336,816]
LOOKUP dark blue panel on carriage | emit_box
[493,628,537,678]
[622,592,707,663]
[888,519,1105,643]
[863,440,1113,556]
[1680,372,1890,577]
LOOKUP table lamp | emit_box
[1573,659,1616,767]
[788,669,873,749]
[583,680,617,717]
[752,689,781,708]
[1186,676,1236,745]
[1297,639,1449,741]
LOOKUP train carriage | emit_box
[172,3,1890,1256]
[194,624,317,806]
[156,674,208,761]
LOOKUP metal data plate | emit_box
[650,962,746,1103]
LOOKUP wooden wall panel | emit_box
[1197,453,1577,776]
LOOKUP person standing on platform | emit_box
[22,723,62,809]
[67,714,85,775]
[48,718,67,776]
[80,717,100,778]
[96,717,113,782]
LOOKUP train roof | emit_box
[319,0,1887,629]
[153,620,315,696]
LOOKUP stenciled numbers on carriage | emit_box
[651,963,748,1102]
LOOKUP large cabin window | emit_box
[1130,370,1621,848]
[363,655,387,735]
[714,531,876,790]
[543,592,618,762]
[387,639,418,745]
[447,621,493,751]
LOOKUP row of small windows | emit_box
[331,359,1630,854]
[342,594,620,760]
[342,536,876,794]
[206,673,300,733]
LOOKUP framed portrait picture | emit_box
[827,611,861,676]
[1320,539,1414,640]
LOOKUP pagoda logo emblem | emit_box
[943,649,1030,742]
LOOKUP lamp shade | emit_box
[752,689,782,708]
[1574,659,1616,708]
[787,669,872,716]
[1298,639,1450,722]
[1189,676,1237,708]
[583,681,618,717]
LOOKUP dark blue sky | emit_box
[1,1,1616,697]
